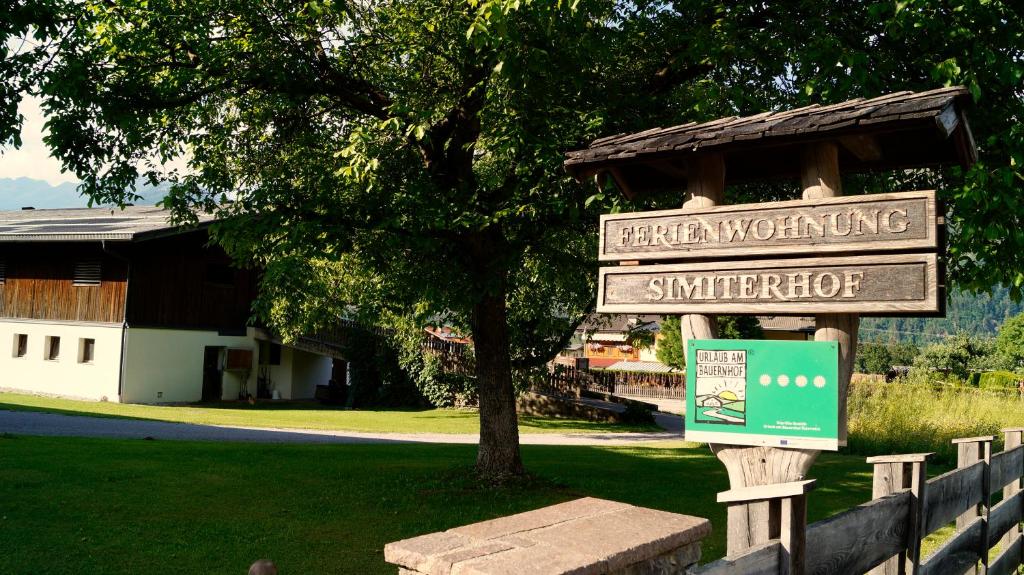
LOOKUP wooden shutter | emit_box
[73,260,102,286]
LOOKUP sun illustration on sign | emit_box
[706,381,744,401]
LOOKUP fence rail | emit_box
[702,429,1024,575]
[538,365,685,400]
[613,382,685,400]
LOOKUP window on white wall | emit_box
[79,338,95,364]
[44,336,61,361]
[12,334,27,358]
[73,260,102,286]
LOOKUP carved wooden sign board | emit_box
[597,190,943,316]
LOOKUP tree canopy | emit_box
[995,312,1024,371]
[656,316,762,369]
[4,0,1024,478]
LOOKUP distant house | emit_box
[0,206,341,403]
[423,325,471,346]
[758,316,816,341]
[569,314,662,369]
[559,314,817,370]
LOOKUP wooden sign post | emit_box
[565,87,977,559]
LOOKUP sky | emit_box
[0,95,78,186]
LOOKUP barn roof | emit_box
[757,316,816,333]
[565,86,976,198]
[0,206,213,242]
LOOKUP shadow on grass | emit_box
[0,436,878,573]
[518,414,660,433]
[195,400,438,413]
[0,401,145,422]
[0,394,659,435]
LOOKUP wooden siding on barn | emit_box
[124,231,258,331]
[0,244,128,324]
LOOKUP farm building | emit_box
[0,206,342,403]
[561,313,817,370]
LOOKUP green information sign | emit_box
[685,339,840,450]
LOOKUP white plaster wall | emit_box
[287,349,333,399]
[0,319,123,401]
[265,345,294,398]
[638,346,660,362]
[120,328,255,404]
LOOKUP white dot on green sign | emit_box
[759,374,771,386]
[813,375,826,388]
[777,375,790,387]
[796,375,808,388]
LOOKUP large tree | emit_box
[6,0,1024,479]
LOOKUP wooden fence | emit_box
[697,429,1024,575]
[613,382,685,400]
[422,337,474,375]
[540,365,685,399]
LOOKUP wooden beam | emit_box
[801,142,858,445]
[679,153,723,350]
[718,480,817,504]
[839,134,883,162]
[866,453,933,464]
[608,167,638,200]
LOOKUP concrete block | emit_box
[385,531,474,573]
[448,497,630,540]
[384,498,709,575]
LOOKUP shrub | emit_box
[392,324,478,408]
[620,401,656,425]
[977,370,1024,390]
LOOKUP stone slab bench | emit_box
[384,497,711,575]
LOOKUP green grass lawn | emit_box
[0,435,877,574]
[0,392,658,434]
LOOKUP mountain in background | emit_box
[0,177,166,210]
[860,286,1023,344]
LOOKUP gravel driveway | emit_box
[0,409,683,446]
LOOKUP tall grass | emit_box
[847,378,1024,466]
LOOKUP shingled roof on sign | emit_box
[565,86,976,198]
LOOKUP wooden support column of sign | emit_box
[801,142,859,445]
[678,154,723,347]
[679,153,818,557]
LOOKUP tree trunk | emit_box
[471,282,524,480]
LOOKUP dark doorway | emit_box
[315,359,348,405]
[202,346,225,401]
[331,359,348,386]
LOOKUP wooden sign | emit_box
[599,190,938,261]
[597,253,940,315]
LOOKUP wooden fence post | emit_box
[866,453,931,575]
[953,436,994,574]
[1001,427,1024,560]
[717,480,816,575]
